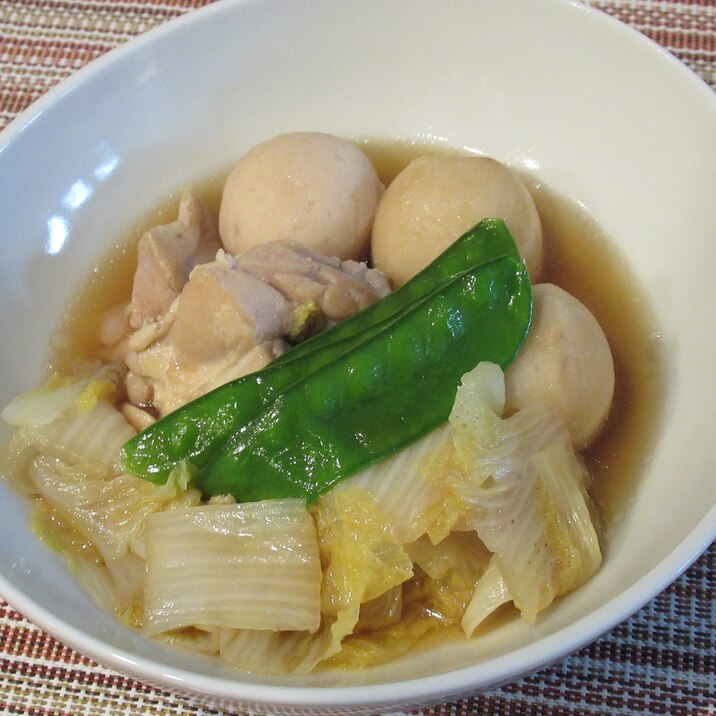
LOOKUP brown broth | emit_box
[532,184,663,527]
[46,172,227,376]
[46,140,663,529]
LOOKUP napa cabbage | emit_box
[219,488,415,675]
[143,499,322,635]
[2,369,119,427]
[449,362,602,626]
[29,455,198,562]
[461,556,512,636]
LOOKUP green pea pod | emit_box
[199,255,532,502]
[121,300,425,482]
[120,219,521,482]
[271,218,520,367]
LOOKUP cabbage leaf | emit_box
[450,362,602,625]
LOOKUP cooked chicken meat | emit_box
[130,189,221,329]
[235,241,391,323]
[170,260,295,366]
[124,234,390,416]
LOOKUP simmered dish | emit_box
[1,133,652,674]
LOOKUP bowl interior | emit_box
[0,0,715,709]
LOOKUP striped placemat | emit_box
[0,1,714,714]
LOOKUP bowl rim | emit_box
[0,0,714,708]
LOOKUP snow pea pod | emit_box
[271,218,521,367]
[120,309,402,483]
[199,255,531,502]
[120,219,522,483]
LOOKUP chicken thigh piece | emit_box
[126,241,391,417]
[130,189,221,329]
[126,258,293,416]
[235,241,391,323]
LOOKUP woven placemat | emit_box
[0,1,714,714]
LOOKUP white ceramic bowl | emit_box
[0,0,714,713]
